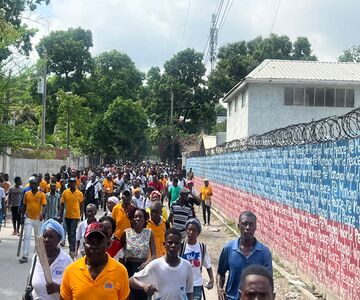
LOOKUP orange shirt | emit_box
[147,217,167,258]
[200,185,213,201]
[76,178,81,188]
[61,188,83,219]
[112,204,131,239]
[103,178,114,194]
[39,180,50,193]
[24,190,47,220]
[60,254,130,300]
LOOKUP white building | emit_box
[224,59,360,141]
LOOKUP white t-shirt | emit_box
[131,195,151,209]
[85,180,102,199]
[31,248,73,300]
[182,242,211,286]
[133,256,193,300]
[76,219,91,252]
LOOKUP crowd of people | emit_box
[0,162,274,300]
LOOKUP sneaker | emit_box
[11,231,17,235]
[19,256,28,264]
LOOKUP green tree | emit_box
[36,27,93,86]
[55,90,91,153]
[338,45,360,62]
[90,50,143,111]
[0,0,49,62]
[91,97,148,160]
[209,34,317,99]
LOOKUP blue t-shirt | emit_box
[217,238,272,300]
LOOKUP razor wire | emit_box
[199,107,360,156]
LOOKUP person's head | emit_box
[41,219,64,253]
[165,228,182,258]
[86,203,97,220]
[179,188,190,203]
[68,177,76,189]
[189,168,192,172]
[150,201,163,224]
[44,173,50,182]
[50,183,57,193]
[187,181,194,189]
[122,189,132,204]
[80,175,87,183]
[84,222,109,264]
[240,265,275,300]
[107,196,119,212]
[152,175,158,182]
[60,179,66,187]
[185,218,202,243]
[37,173,42,182]
[133,188,141,198]
[150,190,161,202]
[99,216,116,239]
[238,211,257,241]
[29,178,38,192]
[14,176,21,186]
[4,173,9,181]
[132,208,149,229]
[173,178,179,187]
[91,173,96,182]
[204,178,209,187]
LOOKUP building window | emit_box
[241,91,246,108]
[285,87,355,108]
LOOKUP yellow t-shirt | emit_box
[200,185,213,201]
[112,204,131,239]
[60,254,130,300]
[39,180,49,193]
[61,189,83,219]
[24,190,47,220]
[103,179,114,194]
[146,207,168,222]
[147,218,167,258]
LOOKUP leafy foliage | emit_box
[338,45,360,62]
[209,34,317,99]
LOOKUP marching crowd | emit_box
[0,162,274,300]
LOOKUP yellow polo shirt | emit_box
[61,188,83,219]
[112,204,131,239]
[24,190,47,220]
[103,178,114,194]
[39,180,49,193]
[60,254,130,300]
[147,217,167,258]
[200,185,213,201]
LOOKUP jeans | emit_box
[65,218,79,253]
[193,286,203,300]
[23,218,43,257]
[202,201,211,224]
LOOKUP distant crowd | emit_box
[0,162,274,300]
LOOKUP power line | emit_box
[270,0,281,34]
[218,0,234,35]
[180,0,192,50]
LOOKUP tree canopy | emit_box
[338,45,360,62]
[208,34,317,100]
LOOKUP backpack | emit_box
[85,181,98,203]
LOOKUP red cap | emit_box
[84,222,108,239]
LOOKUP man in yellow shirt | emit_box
[200,178,213,226]
[60,222,130,300]
[103,174,114,211]
[59,177,83,257]
[19,177,47,263]
[112,189,135,240]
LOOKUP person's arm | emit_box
[216,274,227,300]
[129,277,157,295]
[205,267,215,289]
[120,231,126,248]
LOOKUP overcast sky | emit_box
[26,0,360,72]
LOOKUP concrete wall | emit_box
[226,83,360,141]
[0,154,89,182]
[186,137,360,300]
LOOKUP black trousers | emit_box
[11,206,20,231]
[202,201,211,224]
[125,260,148,300]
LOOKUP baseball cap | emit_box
[84,222,108,239]
[68,177,76,182]
[203,178,209,182]
[107,196,119,204]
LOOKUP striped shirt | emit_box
[46,192,60,220]
[170,200,193,238]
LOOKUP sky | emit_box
[24,0,360,72]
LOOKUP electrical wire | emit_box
[218,0,234,35]
[270,0,281,34]
[180,0,192,50]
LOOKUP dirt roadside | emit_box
[196,206,308,300]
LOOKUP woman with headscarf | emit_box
[29,219,73,300]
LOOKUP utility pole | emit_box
[209,13,218,70]
[41,54,47,146]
